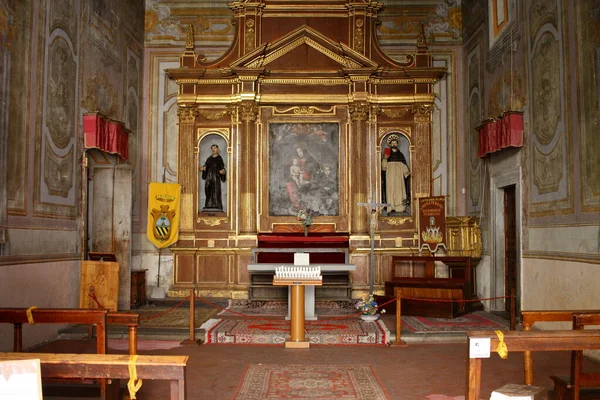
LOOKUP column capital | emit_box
[349,102,370,122]
[411,103,433,123]
[239,101,259,122]
[177,105,198,124]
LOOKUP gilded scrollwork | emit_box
[380,216,412,226]
[381,108,409,119]
[199,106,233,121]
[245,19,255,53]
[185,24,195,50]
[197,216,228,227]
[273,105,335,115]
[354,19,364,53]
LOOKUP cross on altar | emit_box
[358,195,389,294]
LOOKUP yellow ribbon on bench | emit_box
[495,330,508,359]
[26,306,38,324]
[127,355,143,399]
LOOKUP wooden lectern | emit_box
[273,265,322,348]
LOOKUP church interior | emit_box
[0,0,599,398]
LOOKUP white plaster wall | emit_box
[521,258,600,323]
[0,260,80,352]
[134,232,174,295]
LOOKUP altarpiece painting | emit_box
[268,123,339,217]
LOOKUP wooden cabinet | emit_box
[130,269,147,308]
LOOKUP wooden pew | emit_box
[0,352,188,400]
[0,308,108,354]
[550,313,600,400]
[465,330,600,400]
[521,310,600,385]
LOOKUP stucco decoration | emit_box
[533,140,563,195]
[43,141,74,198]
[377,0,462,44]
[531,33,560,147]
[144,0,234,48]
[469,94,481,209]
[82,74,118,118]
[50,0,78,50]
[47,38,76,150]
[575,0,600,211]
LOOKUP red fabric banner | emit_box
[83,113,129,161]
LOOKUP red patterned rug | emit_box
[204,318,389,345]
[234,364,389,400]
[402,311,510,333]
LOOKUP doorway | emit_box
[503,185,517,314]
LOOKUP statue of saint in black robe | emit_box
[201,153,226,210]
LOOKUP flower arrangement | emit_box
[297,208,318,227]
[355,294,386,316]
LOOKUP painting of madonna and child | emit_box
[268,123,339,218]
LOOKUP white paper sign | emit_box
[469,337,491,358]
[294,253,309,266]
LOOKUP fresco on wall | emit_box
[527,0,571,215]
[268,123,339,217]
[576,0,600,211]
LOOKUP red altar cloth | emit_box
[256,233,349,263]
[83,113,129,161]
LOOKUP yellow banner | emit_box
[147,182,181,249]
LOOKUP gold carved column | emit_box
[177,105,198,232]
[412,104,433,198]
[239,101,259,234]
[349,102,369,234]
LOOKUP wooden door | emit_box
[503,185,517,313]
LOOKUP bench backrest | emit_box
[571,313,600,391]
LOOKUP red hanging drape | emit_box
[477,111,523,158]
[83,113,129,161]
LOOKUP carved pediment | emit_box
[230,25,378,71]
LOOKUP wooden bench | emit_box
[465,330,600,400]
[0,308,140,355]
[0,352,188,400]
[521,310,600,385]
[0,308,108,354]
[550,313,600,400]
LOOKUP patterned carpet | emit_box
[204,318,390,345]
[137,307,219,328]
[401,311,510,333]
[220,299,358,317]
[234,364,389,400]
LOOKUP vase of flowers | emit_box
[297,208,318,236]
[355,294,385,322]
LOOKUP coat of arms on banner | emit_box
[151,204,175,242]
[147,182,181,249]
